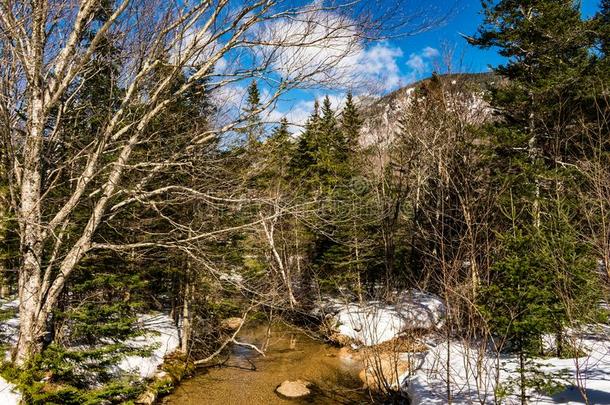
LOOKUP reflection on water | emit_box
[162,323,371,404]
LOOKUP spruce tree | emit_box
[597,0,610,56]
[243,80,263,147]
[340,92,362,153]
[257,118,294,189]
[267,118,293,177]
[471,0,594,167]
[290,100,320,181]
[288,95,373,293]
[314,96,353,189]
[471,1,601,401]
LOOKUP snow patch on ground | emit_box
[1,299,19,347]
[0,299,179,404]
[0,299,22,405]
[404,325,610,404]
[117,313,180,378]
[0,378,20,405]
[325,290,445,346]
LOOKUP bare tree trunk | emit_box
[261,212,297,307]
[180,263,193,354]
[15,89,45,365]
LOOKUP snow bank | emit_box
[0,378,21,405]
[0,298,179,403]
[405,340,498,404]
[0,299,22,405]
[117,313,180,378]
[1,299,19,347]
[404,325,610,404]
[328,290,445,346]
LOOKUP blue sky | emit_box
[259,0,603,127]
[393,0,600,76]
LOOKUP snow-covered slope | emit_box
[404,325,610,404]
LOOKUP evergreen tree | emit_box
[597,0,610,56]
[243,80,263,147]
[266,118,293,178]
[471,2,601,401]
[287,95,372,294]
[340,92,362,153]
[290,100,320,181]
[471,0,595,168]
[256,118,295,190]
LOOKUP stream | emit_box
[162,323,372,404]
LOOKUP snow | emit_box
[404,325,610,404]
[1,299,19,347]
[405,340,499,404]
[0,379,20,405]
[0,298,179,405]
[322,291,610,404]
[116,313,180,378]
[0,299,22,405]
[219,271,244,285]
[327,290,445,346]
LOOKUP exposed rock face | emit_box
[275,379,312,398]
[357,73,494,173]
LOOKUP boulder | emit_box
[275,379,311,398]
[220,317,243,331]
[358,355,412,390]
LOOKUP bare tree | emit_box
[0,0,444,365]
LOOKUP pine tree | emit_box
[290,100,320,181]
[470,0,594,168]
[267,118,293,177]
[243,80,263,147]
[340,92,362,152]
[322,94,375,295]
[471,2,601,401]
[287,95,373,293]
[257,118,294,189]
[597,0,610,56]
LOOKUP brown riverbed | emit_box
[162,323,372,404]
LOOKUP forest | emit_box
[0,0,609,404]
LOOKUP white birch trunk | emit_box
[16,92,45,365]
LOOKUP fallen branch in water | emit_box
[193,307,265,365]
[233,339,266,356]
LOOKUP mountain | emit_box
[359,72,496,149]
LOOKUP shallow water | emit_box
[162,323,371,404]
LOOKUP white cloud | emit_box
[255,4,363,88]
[178,1,418,99]
[354,43,405,92]
[406,54,425,74]
[193,3,445,133]
[406,46,439,79]
[422,46,440,59]
[257,12,410,93]
[256,3,421,93]
[171,27,222,68]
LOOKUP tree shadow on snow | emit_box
[550,386,610,404]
